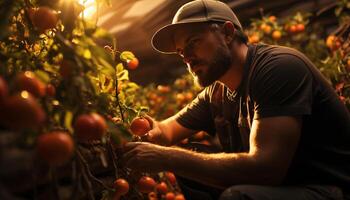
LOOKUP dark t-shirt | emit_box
[176,44,350,191]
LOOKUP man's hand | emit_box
[121,142,168,173]
[142,115,197,146]
[141,115,169,145]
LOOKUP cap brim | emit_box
[151,21,208,54]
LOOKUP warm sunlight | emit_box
[78,0,97,20]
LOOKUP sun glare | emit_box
[78,0,97,20]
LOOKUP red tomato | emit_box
[268,15,276,22]
[148,191,157,200]
[156,182,168,194]
[130,117,151,136]
[14,71,46,97]
[193,131,205,140]
[165,192,175,200]
[36,131,74,166]
[46,84,56,97]
[157,85,171,93]
[113,178,129,196]
[272,30,282,40]
[74,113,107,141]
[0,76,8,104]
[127,58,139,70]
[31,7,58,32]
[289,25,297,33]
[175,194,185,200]
[0,91,45,130]
[137,176,156,193]
[296,24,305,32]
[165,172,176,185]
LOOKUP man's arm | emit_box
[123,115,301,188]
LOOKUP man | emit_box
[122,0,350,199]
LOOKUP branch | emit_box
[79,161,95,200]
[107,139,119,179]
[316,1,337,16]
[76,149,113,191]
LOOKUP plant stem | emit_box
[76,149,113,190]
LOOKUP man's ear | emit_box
[222,21,235,43]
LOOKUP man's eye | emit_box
[187,38,201,47]
[184,38,201,54]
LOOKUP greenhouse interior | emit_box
[0,0,349,200]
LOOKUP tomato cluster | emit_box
[111,173,184,199]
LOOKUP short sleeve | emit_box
[251,54,313,119]
[175,88,216,135]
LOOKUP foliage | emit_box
[0,0,181,199]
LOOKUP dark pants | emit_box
[177,143,347,200]
[219,185,345,200]
[178,179,345,200]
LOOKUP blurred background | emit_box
[81,0,337,85]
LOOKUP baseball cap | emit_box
[151,0,242,54]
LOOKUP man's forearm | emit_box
[161,147,281,188]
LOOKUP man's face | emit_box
[174,23,232,87]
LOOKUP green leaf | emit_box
[126,82,139,90]
[83,49,92,59]
[116,63,124,73]
[97,57,115,76]
[34,70,50,83]
[119,51,135,62]
[139,106,149,113]
[117,69,129,81]
[64,111,74,133]
[93,27,113,41]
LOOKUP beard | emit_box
[188,46,232,87]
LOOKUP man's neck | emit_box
[219,43,249,91]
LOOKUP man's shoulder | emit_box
[251,44,311,74]
[256,44,302,55]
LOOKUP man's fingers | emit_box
[120,147,139,165]
[140,131,156,142]
[143,114,154,128]
[140,133,150,141]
